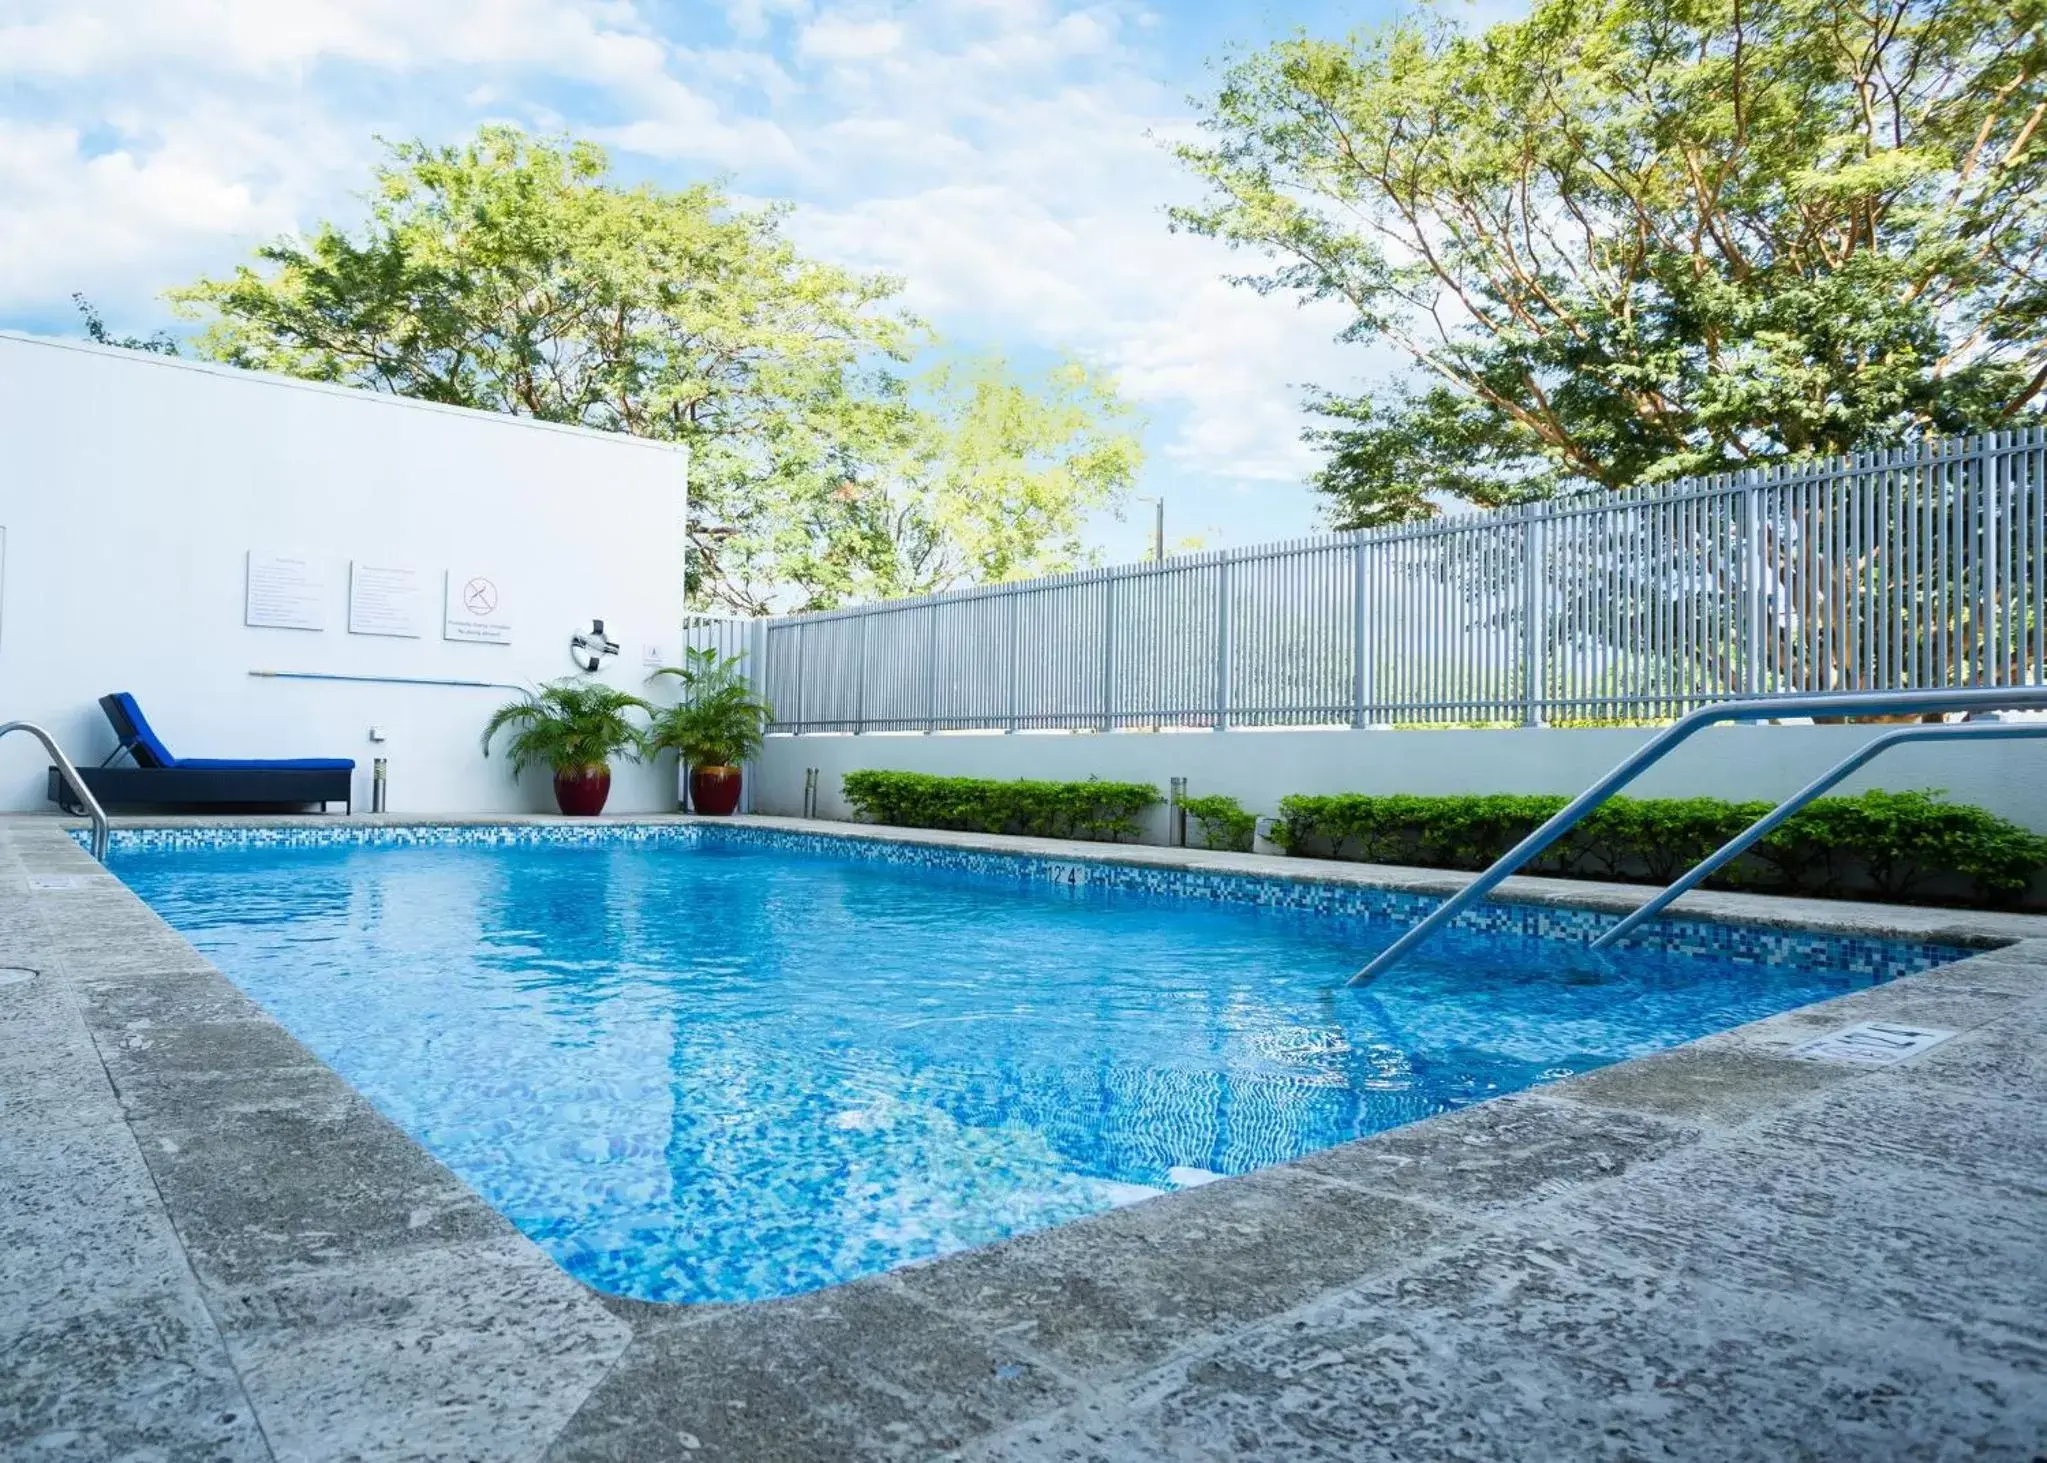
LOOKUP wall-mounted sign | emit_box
[245,551,327,631]
[348,563,425,638]
[444,570,511,645]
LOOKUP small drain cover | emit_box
[0,967,35,987]
[26,875,90,891]
[1793,1021,1957,1066]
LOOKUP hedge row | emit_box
[841,771,1158,842]
[836,773,2047,906]
[1274,790,2047,905]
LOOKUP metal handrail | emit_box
[1348,687,2047,985]
[1589,719,2047,949]
[2,720,111,860]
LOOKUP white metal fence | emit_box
[689,429,2047,733]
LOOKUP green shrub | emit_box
[1764,789,2047,902]
[1273,793,1568,869]
[841,771,1159,842]
[1274,790,2047,907]
[1178,793,1256,853]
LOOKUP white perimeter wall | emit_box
[0,333,688,814]
[756,721,2047,837]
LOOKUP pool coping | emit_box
[5,814,2046,1458]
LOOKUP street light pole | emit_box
[1136,496,1165,563]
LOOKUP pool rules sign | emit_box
[443,571,511,645]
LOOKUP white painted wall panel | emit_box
[0,333,687,814]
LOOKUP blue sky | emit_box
[0,0,1481,560]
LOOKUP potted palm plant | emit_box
[481,678,653,816]
[646,647,773,816]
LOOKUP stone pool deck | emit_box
[2,812,2044,1460]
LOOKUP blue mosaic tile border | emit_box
[90,822,704,852]
[83,819,1967,980]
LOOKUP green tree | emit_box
[744,356,1142,606]
[1175,0,2047,526]
[73,294,180,355]
[170,127,1139,610]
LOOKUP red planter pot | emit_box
[690,765,743,816]
[552,765,612,817]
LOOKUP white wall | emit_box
[755,721,2047,837]
[0,333,688,814]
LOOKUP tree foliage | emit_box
[707,354,1142,608]
[170,127,1140,611]
[1175,0,2047,526]
[73,294,180,355]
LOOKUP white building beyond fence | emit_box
[701,430,2047,734]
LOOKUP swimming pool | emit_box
[112,824,1963,1304]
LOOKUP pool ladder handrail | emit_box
[1590,718,2047,950]
[1349,687,2047,986]
[1,720,111,861]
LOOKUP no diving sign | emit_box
[1792,1021,1958,1067]
[444,570,511,645]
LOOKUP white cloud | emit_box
[769,10,1361,484]
[797,15,905,62]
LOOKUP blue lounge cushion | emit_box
[105,693,355,773]
[108,692,179,768]
[176,757,358,771]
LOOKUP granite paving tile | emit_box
[0,1012,125,1134]
[1699,981,2027,1059]
[1544,1042,1861,1125]
[131,1092,516,1291]
[969,1234,2047,1463]
[1754,1071,2047,1190]
[93,1015,336,1121]
[45,923,227,979]
[0,1289,268,1462]
[1890,1006,2047,1104]
[217,1237,632,1463]
[1520,1132,2047,1374]
[1287,1090,1701,1214]
[70,961,276,1029]
[0,1118,195,1335]
[544,1276,1071,1463]
[885,1165,1459,1385]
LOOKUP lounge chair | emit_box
[47,693,355,813]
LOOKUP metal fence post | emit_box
[791,620,805,736]
[924,604,939,734]
[1521,509,1545,726]
[1742,474,1765,696]
[1351,536,1370,728]
[1100,574,1117,732]
[743,616,769,812]
[853,614,867,735]
[1005,588,1021,733]
[1214,555,1232,731]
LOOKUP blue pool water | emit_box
[115,830,1958,1303]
